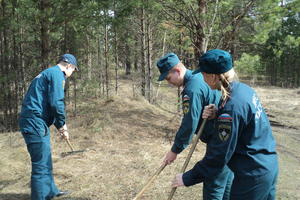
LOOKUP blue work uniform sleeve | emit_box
[171,91,203,154]
[47,71,66,129]
[182,111,241,186]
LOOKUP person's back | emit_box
[223,81,277,177]
[19,66,66,138]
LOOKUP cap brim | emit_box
[158,72,168,81]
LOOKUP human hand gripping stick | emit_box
[202,104,217,120]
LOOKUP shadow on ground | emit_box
[0,193,90,200]
[0,193,30,200]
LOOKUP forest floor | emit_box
[0,75,300,200]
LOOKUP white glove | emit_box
[58,124,69,140]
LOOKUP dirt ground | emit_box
[0,79,299,200]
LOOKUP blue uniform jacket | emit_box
[171,70,221,154]
[183,81,277,186]
[19,65,66,137]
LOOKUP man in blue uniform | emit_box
[19,54,78,200]
[171,49,278,200]
[156,53,233,199]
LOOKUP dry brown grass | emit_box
[0,79,299,200]
[255,86,300,200]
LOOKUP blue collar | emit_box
[184,69,193,86]
[54,65,67,79]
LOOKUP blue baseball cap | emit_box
[58,54,79,71]
[156,53,180,81]
[195,49,232,74]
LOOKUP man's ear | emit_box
[173,67,181,76]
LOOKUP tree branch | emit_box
[215,0,256,48]
[204,0,219,52]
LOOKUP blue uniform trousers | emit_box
[230,165,278,200]
[203,165,234,200]
[22,132,59,200]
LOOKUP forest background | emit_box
[1,0,300,199]
[0,0,299,131]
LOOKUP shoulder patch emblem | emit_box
[217,113,232,142]
[218,124,231,141]
[182,95,190,115]
[183,95,190,102]
[218,113,232,123]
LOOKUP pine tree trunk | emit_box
[178,30,183,112]
[87,33,92,81]
[193,0,207,61]
[1,0,10,131]
[104,18,109,98]
[113,0,119,94]
[140,5,146,97]
[114,28,119,94]
[296,47,300,87]
[125,42,132,75]
[40,0,50,69]
[73,78,77,116]
[12,0,19,130]
[146,10,152,102]
[97,27,103,96]
[162,31,166,55]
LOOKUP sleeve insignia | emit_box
[217,113,232,142]
[183,94,190,102]
[182,94,190,115]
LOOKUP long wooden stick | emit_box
[65,138,75,152]
[133,163,167,200]
[167,119,207,200]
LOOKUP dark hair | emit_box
[58,61,69,66]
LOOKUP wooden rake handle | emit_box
[133,163,167,200]
[65,138,75,152]
[167,119,207,200]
